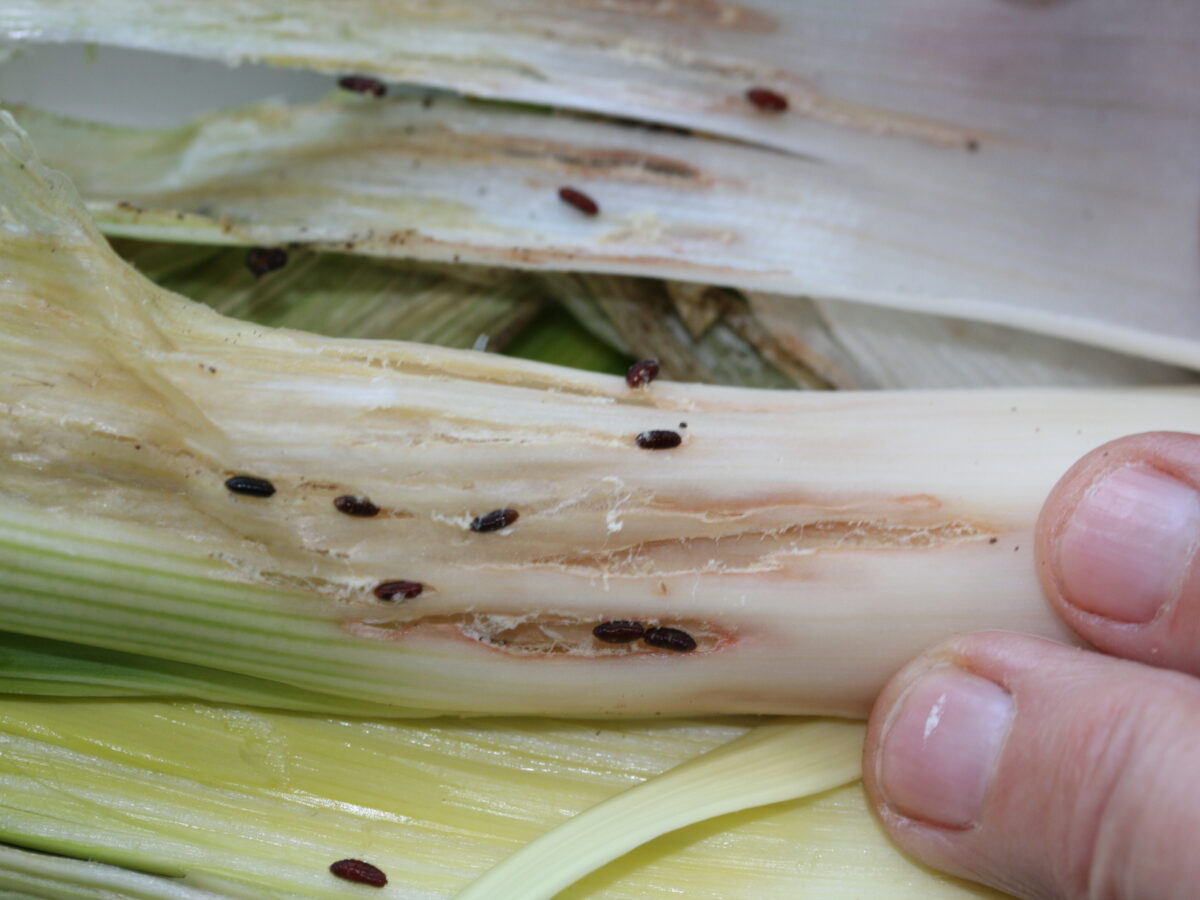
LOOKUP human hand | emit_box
[864,432,1200,900]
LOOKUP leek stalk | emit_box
[6,111,1200,718]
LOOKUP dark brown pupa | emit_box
[745,87,789,113]
[558,186,599,216]
[329,858,388,888]
[471,508,519,533]
[334,495,380,517]
[245,247,288,278]
[635,430,682,450]
[338,75,387,97]
[643,626,697,653]
[374,580,424,602]
[224,475,276,498]
[625,359,660,389]
[593,621,645,643]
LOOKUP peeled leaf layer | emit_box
[4,1,1195,164]
[0,697,997,899]
[111,239,1195,392]
[746,293,1197,390]
[111,239,547,352]
[459,720,866,900]
[5,76,1200,365]
[0,844,230,900]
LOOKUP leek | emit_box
[0,9,1191,897]
[10,110,1200,717]
[5,89,1200,367]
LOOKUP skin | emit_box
[864,432,1200,900]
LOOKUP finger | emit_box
[864,631,1200,900]
[1037,431,1200,676]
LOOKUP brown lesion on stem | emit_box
[521,519,992,577]
[505,143,704,182]
[342,612,725,655]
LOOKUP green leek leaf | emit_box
[0,697,997,899]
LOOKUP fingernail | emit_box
[1057,466,1200,623]
[877,666,1013,828]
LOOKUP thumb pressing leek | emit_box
[2,110,1199,718]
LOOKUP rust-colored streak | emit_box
[474,135,705,183]
[342,612,729,656]
[567,0,777,32]
[100,205,752,283]
[531,519,990,577]
[284,120,703,183]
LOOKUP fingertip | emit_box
[1036,432,1200,675]
[864,635,1009,890]
[865,631,1200,900]
[863,636,1004,864]
[874,663,1013,829]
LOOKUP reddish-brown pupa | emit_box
[635,430,682,450]
[643,626,697,653]
[745,87,789,113]
[334,495,380,517]
[337,75,387,98]
[558,186,599,216]
[329,858,388,888]
[245,247,288,278]
[471,508,519,532]
[625,359,660,389]
[374,580,424,602]
[593,621,645,643]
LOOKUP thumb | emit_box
[863,633,1200,900]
